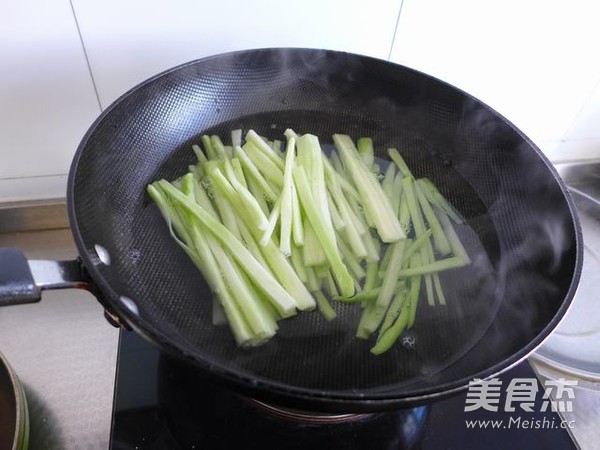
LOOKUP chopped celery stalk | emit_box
[148,183,198,271]
[353,277,363,294]
[216,280,256,346]
[356,302,375,339]
[345,196,367,235]
[293,165,355,297]
[279,136,296,256]
[368,240,406,335]
[284,128,298,139]
[324,155,367,258]
[380,242,395,273]
[398,256,467,277]
[346,187,374,229]
[210,135,228,159]
[330,156,362,203]
[315,290,337,321]
[314,264,329,280]
[377,248,466,279]
[327,192,345,231]
[337,236,366,280]
[402,231,433,265]
[289,243,308,283]
[156,180,299,317]
[171,177,183,191]
[297,134,336,242]
[402,175,435,305]
[237,219,270,270]
[261,195,281,246]
[363,261,380,292]
[382,163,397,202]
[398,190,411,235]
[246,176,270,216]
[225,163,270,231]
[302,218,328,266]
[333,134,405,243]
[243,142,284,188]
[305,266,320,292]
[246,130,285,170]
[188,163,204,181]
[388,148,414,178]
[208,164,268,232]
[205,173,242,240]
[391,173,403,217]
[237,204,315,312]
[192,144,209,164]
[230,158,248,189]
[335,171,361,202]
[272,140,282,154]
[148,184,256,346]
[191,176,219,220]
[370,302,410,355]
[330,151,345,177]
[362,230,381,262]
[255,235,316,311]
[151,129,477,350]
[402,177,425,235]
[180,172,195,198]
[334,282,405,304]
[432,273,446,306]
[419,178,464,224]
[291,184,304,246]
[407,253,423,328]
[415,181,452,256]
[244,273,281,326]
[325,269,340,297]
[231,129,243,147]
[202,135,216,160]
[357,137,375,168]
[234,145,279,201]
[435,209,471,264]
[208,237,277,338]
[378,288,409,339]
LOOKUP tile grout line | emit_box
[69,0,104,112]
[387,0,405,60]
[560,73,600,142]
[0,173,68,181]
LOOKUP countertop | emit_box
[0,229,119,450]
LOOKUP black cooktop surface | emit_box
[110,331,576,450]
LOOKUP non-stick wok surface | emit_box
[68,48,581,410]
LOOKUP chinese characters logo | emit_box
[465,377,577,413]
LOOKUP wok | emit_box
[0,48,582,412]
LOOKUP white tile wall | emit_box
[3,0,600,203]
[71,0,403,108]
[390,0,600,160]
[548,74,600,162]
[0,1,100,202]
[564,77,600,140]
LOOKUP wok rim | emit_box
[66,47,583,411]
[0,350,27,450]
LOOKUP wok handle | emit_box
[0,248,90,306]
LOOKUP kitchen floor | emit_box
[0,228,118,450]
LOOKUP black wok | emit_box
[0,48,582,412]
